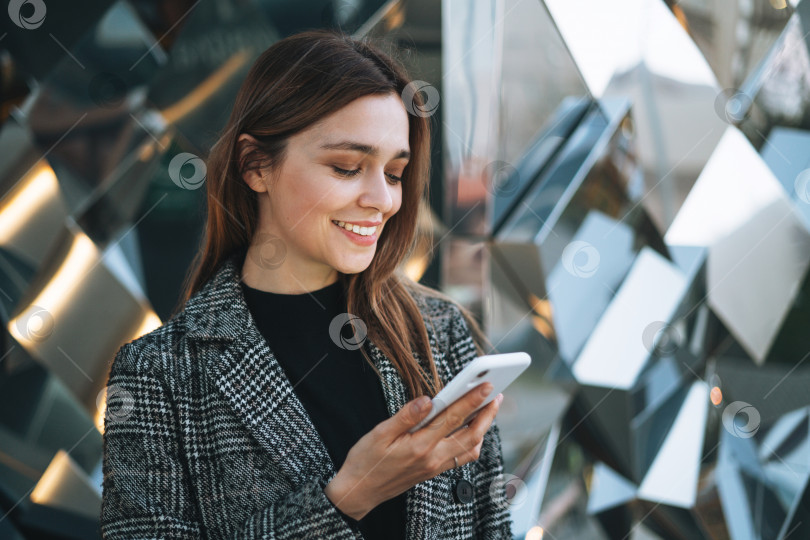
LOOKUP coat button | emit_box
[453,479,474,504]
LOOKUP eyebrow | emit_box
[319,140,410,160]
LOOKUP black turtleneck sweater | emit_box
[239,278,407,539]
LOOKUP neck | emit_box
[240,247,338,294]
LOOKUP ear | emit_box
[237,133,269,193]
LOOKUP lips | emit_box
[332,219,380,246]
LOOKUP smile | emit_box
[331,220,378,237]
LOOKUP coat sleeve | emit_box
[101,341,364,540]
[445,303,515,539]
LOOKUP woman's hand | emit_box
[324,383,503,520]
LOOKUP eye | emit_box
[333,166,361,177]
[333,165,402,185]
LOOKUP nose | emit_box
[358,167,395,214]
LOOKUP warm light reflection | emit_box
[138,132,171,162]
[384,1,406,31]
[526,526,544,539]
[402,200,436,282]
[671,4,689,32]
[30,450,77,506]
[134,311,163,341]
[161,50,250,125]
[403,254,429,282]
[531,314,555,339]
[0,163,60,245]
[528,293,556,340]
[94,310,162,433]
[8,233,98,346]
[94,388,107,433]
[529,293,553,318]
[770,0,788,8]
[710,386,723,406]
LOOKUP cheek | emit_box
[277,172,332,227]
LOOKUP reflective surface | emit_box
[440,0,810,538]
[0,0,399,536]
[1,0,810,537]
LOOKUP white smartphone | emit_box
[408,352,531,435]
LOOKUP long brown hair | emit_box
[174,29,490,401]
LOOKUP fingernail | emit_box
[480,384,492,397]
[414,396,430,411]
[496,393,504,405]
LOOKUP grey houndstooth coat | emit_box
[101,251,514,539]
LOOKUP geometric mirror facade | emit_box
[442,0,810,538]
[2,0,809,538]
[0,1,393,537]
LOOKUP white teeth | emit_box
[332,220,378,236]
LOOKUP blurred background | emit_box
[1,0,810,538]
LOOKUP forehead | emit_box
[298,94,411,156]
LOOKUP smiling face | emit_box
[239,93,410,293]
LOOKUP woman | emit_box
[101,29,513,539]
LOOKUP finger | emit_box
[465,393,501,436]
[449,438,485,472]
[423,382,493,440]
[444,393,500,440]
[382,396,433,437]
[436,412,491,472]
[458,394,499,427]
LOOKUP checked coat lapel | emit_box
[182,251,459,539]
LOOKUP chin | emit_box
[334,257,374,275]
[336,264,372,275]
